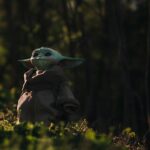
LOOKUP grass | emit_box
[0,115,144,150]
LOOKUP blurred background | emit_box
[0,0,149,136]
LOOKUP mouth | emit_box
[31,58,55,64]
[31,58,52,64]
[30,58,56,70]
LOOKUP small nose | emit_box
[37,52,44,57]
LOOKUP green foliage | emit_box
[0,84,18,110]
[0,117,144,150]
[113,127,144,150]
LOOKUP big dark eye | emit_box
[33,52,38,57]
[45,52,51,56]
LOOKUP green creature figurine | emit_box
[17,47,84,124]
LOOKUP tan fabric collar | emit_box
[22,66,67,91]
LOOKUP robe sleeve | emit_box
[56,81,80,121]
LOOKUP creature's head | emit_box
[19,47,84,70]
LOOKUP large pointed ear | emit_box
[18,59,34,68]
[58,57,85,68]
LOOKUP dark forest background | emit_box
[0,0,149,136]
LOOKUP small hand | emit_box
[32,70,46,78]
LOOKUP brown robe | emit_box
[17,66,80,124]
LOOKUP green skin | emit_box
[31,48,62,70]
[19,47,84,70]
